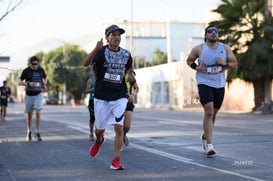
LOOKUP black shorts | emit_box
[125,102,135,112]
[198,84,225,109]
[0,99,8,107]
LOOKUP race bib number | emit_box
[104,72,121,82]
[35,82,40,87]
[206,65,223,74]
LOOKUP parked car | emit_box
[9,96,17,103]
[46,97,58,105]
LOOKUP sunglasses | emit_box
[206,29,218,34]
[32,63,38,65]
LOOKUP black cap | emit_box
[105,25,125,37]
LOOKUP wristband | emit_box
[190,62,197,70]
[223,62,229,68]
[129,70,136,76]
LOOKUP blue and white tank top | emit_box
[196,42,227,88]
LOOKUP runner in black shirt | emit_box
[84,24,135,170]
[19,56,47,141]
[0,80,11,120]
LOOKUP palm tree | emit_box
[209,0,273,112]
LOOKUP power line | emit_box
[0,66,16,72]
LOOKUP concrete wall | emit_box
[134,62,263,112]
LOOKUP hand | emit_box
[96,38,103,50]
[128,95,134,103]
[216,57,227,66]
[28,82,34,87]
[196,63,206,72]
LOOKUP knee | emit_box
[203,103,214,116]
[95,129,104,135]
[115,125,123,136]
[205,111,214,118]
[204,108,214,119]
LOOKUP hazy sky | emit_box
[0,0,221,80]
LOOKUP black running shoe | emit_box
[35,133,42,141]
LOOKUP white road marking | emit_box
[130,143,265,181]
[45,117,266,181]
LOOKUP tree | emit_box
[209,0,273,112]
[6,69,21,97]
[0,0,24,55]
[0,0,23,22]
[151,48,167,66]
[39,44,88,104]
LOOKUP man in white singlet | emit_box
[186,24,238,156]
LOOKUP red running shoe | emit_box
[110,157,124,170]
[89,136,105,157]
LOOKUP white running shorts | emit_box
[94,98,128,130]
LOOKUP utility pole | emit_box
[263,0,272,113]
[130,0,136,68]
[164,2,174,109]
[166,7,172,64]
[62,44,67,105]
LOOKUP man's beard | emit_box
[207,39,218,43]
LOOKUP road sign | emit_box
[0,56,10,62]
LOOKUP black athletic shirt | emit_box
[20,67,47,96]
[93,45,133,101]
[0,86,11,100]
